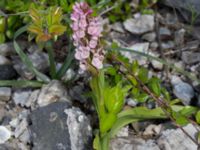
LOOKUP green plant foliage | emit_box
[104,83,131,113]
[196,110,200,124]
[137,0,157,15]
[148,77,161,96]
[28,7,66,43]
[107,0,132,23]
[109,106,167,138]
[0,80,44,88]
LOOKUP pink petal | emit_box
[89,39,97,48]
[79,18,87,29]
[81,50,90,59]
[75,30,85,38]
[80,61,87,71]
[75,50,82,60]
[92,56,103,69]
[72,22,79,31]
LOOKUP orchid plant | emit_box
[0,1,199,149]
[70,2,200,150]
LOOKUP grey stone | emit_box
[110,138,160,150]
[9,117,20,128]
[64,107,92,150]
[152,60,163,70]
[14,118,28,138]
[126,98,138,107]
[111,22,125,33]
[136,140,160,150]
[142,32,156,42]
[150,42,158,50]
[116,126,129,137]
[0,139,26,150]
[143,124,162,136]
[69,85,87,103]
[12,89,32,106]
[182,41,200,51]
[61,68,76,82]
[13,51,49,79]
[30,102,92,150]
[173,80,194,105]
[17,142,30,150]
[0,41,28,56]
[37,80,71,107]
[159,27,171,39]
[0,65,17,80]
[123,15,154,34]
[182,51,200,64]
[26,90,40,109]
[0,104,6,123]
[0,55,10,65]
[165,13,179,26]
[151,53,163,70]
[161,41,175,49]
[0,126,11,144]
[175,29,185,46]
[121,42,149,65]
[30,102,71,150]
[27,44,40,53]
[0,87,11,102]
[161,0,200,24]
[19,129,30,144]
[157,124,198,150]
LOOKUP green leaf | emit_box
[131,60,139,74]
[172,111,189,126]
[161,87,171,101]
[196,110,200,124]
[170,99,181,105]
[141,9,154,15]
[110,115,139,138]
[93,133,101,150]
[49,24,66,36]
[0,80,44,88]
[138,67,148,83]
[171,105,198,116]
[179,106,198,116]
[110,107,167,138]
[100,113,117,134]
[111,42,119,49]
[198,132,200,144]
[148,78,161,96]
[56,46,74,79]
[46,41,56,79]
[100,133,110,150]
[106,66,116,75]
[14,26,50,83]
[131,87,139,96]
[118,107,166,119]
[104,83,130,114]
[135,93,149,103]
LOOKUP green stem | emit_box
[46,41,56,79]
[100,133,110,150]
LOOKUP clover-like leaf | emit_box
[29,8,41,25]
[49,24,66,36]
[28,25,43,35]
